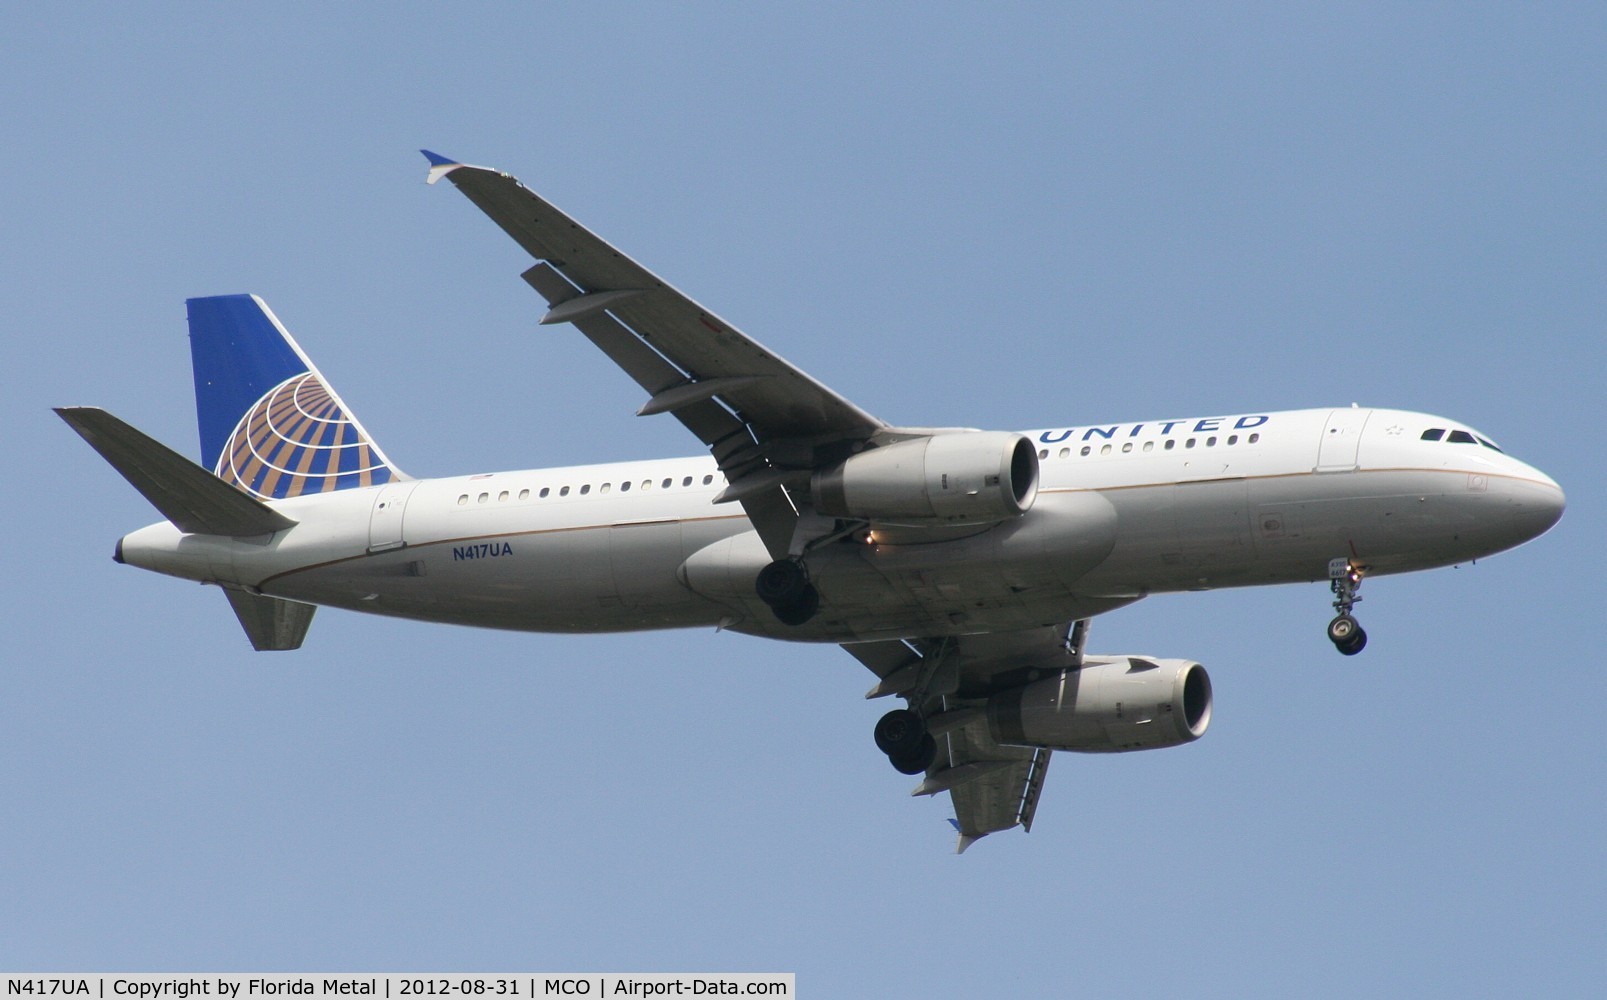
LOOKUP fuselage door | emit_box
[368,480,422,552]
[1316,408,1372,473]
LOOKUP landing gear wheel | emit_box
[1328,615,1368,656]
[889,733,938,775]
[873,708,925,757]
[770,583,820,626]
[757,559,820,625]
[1339,629,1368,656]
[755,559,809,607]
[1327,614,1359,644]
[876,710,936,774]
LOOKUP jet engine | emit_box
[811,431,1038,526]
[986,656,1212,753]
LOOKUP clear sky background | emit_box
[3,3,1602,995]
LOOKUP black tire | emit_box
[1327,614,1360,645]
[890,733,938,775]
[770,583,820,626]
[874,708,925,756]
[1338,627,1368,656]
[755,559,808,607]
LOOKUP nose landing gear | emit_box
[1327,557,1368,655]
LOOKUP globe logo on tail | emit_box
[216,372,395,499]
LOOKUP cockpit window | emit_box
[1422,426,1500,450]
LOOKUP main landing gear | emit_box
[1327,557,1368,656]
[755,558,820,626]
[873,708,937,775]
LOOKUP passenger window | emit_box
[1421,428,1445,442]
[581,484,592,495]
[1058,448,1070,459]
[1185,439,1196,449]
[1248,433,1260,444]
[1122,442,1133,453]
[540,487,550,499]
[1038,449,1048,459]
[662,478,672,489]
[1165,440,1176,450]
[1081,446,1091,457]
[1206,437,1217,447]
[457,495,468,506]
[1227,435,1238,446]
[498,491,509,502]
[477,493,489,503]
[1100,444,1112,455]
[703,475,713,485]
[518,489,529,500]
[1143,441,1154,453]
[619,481,630,492]
[641,480,652,491]
[560,486,570,497]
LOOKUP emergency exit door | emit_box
[1316,408,1372,472]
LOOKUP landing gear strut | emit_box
[756,558,820,626]
[1327,557,1368,656]
[874,708,936,774]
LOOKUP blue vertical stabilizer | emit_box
[187,295,404,499]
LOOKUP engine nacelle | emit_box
[986,656,1212,753]
[812,431,1039,526]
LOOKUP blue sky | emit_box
[4,3,1603,994]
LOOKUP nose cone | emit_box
[1499,468,1566,548]
[1529,475,1566,537]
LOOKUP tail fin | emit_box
[187,295,406,499]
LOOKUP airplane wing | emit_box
[845,622,1085,852]
[423,151,887,557]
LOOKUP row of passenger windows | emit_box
[1037,432,1260,461]
[1420,428,1502,452]
[458,429,1276,506]
[458,473,718,506]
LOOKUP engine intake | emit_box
[812,431,1039,526]
[987,657,1212,753]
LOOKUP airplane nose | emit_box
[1509,473,1565,542]
[1535,479,1566,534]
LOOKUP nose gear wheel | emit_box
[1327,558,1369,655]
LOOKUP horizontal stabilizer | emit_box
[55,406,297,537]
[223,589,316,651]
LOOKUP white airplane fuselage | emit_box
[116,406,1564,644]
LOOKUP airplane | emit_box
[57,151,1565,852]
